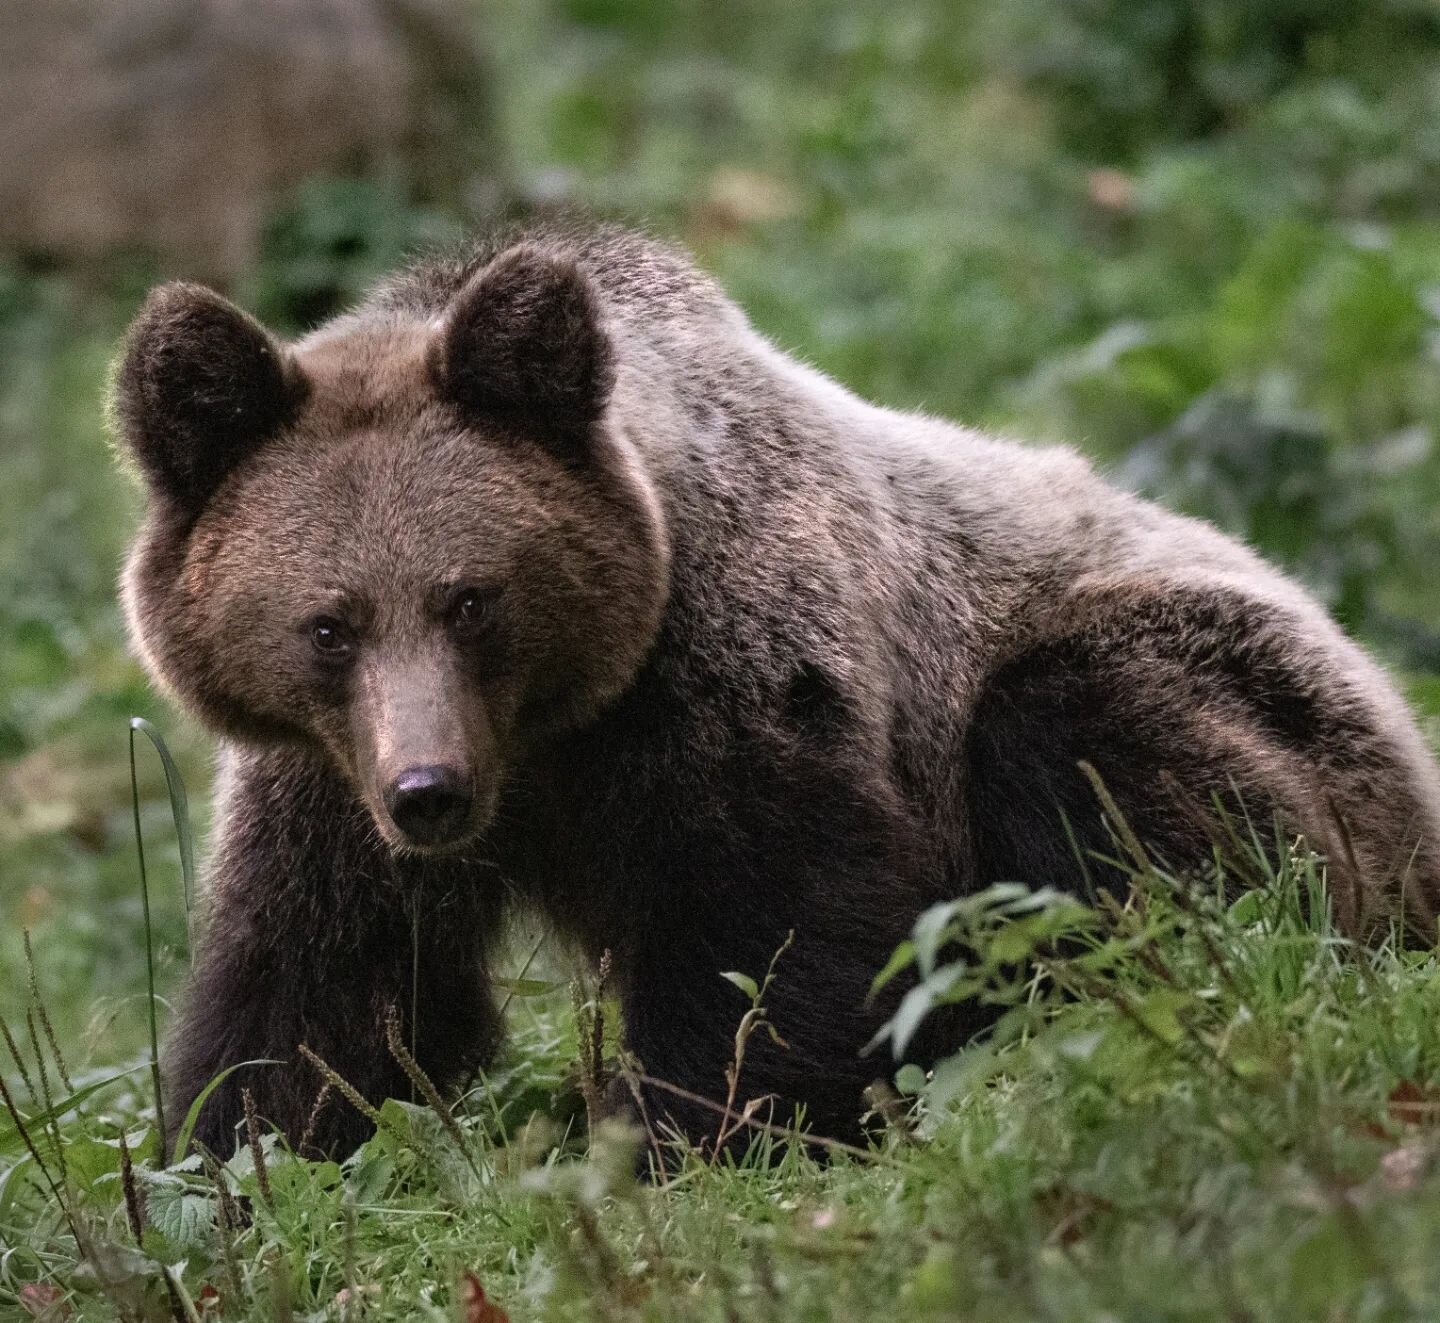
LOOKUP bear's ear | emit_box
[432,244,616,459]
[111,283,301,512]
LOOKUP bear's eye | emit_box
[309,617,353,658]
[449,587,493,639]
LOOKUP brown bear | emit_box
[112,221,1440,1161]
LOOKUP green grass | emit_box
[7,0,1440,1317]
[6,826,1440,1320]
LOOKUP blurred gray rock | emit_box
[0,0,502,282]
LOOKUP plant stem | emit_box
[129,719,168,1153]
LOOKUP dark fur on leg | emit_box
[164,747,503,1160]
[964,588,1438,931]
[509,678,951,1156]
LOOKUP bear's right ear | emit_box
[432,244,616,461]
[111,284,301,512]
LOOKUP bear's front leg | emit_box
[163,747,503,1161]
[616,912,908,1161]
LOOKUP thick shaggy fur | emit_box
[113,223,1440,1160]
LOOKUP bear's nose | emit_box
[385,766,473,847]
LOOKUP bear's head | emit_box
[112,245,671,853]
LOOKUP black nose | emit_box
[385,766,473,846]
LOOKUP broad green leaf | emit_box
[374,1098,484,1197]
[894,1063,929,1096]
[60,1135,125,1189]
[376,1096,432,1147]
[1227,890,1266,927]
[877,964,966,1057]
[145,1180,215,1255]
[907,1245,962,1312]
[912,901,963,979]
[988,920,1044,965]
[346,1148,396,1203]
[720,971,759,1001]
[224,1130,279,1181]
[1131,989,1190,1046]
[925,1038,1005,1112]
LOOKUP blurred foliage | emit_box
[248,177,465,332]
[4,0,1440,1051]
[983,0,1440,166]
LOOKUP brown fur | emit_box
[111,221,1440,1159]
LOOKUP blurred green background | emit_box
[4,0,1440,1064]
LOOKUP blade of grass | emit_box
[497,933,548,1018]
[0,1069,142,1154]
[128,718,168,1153]
[129,716,196,937]
[170,1060,283,1166]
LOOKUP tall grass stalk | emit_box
[127,720,167,1151]
[125,715,199,1160]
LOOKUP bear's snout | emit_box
[384,764,475,849]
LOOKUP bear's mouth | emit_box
[377,811,486,858]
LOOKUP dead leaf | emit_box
[18,1282,71,1320]
[460,1272,512,1323]
[1034,1186,1115,1248]
[1387,1080,1440,1128]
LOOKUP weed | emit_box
[714,930,794,1159]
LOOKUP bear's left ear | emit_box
[112,283,302,513]
[432,244,617,460]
